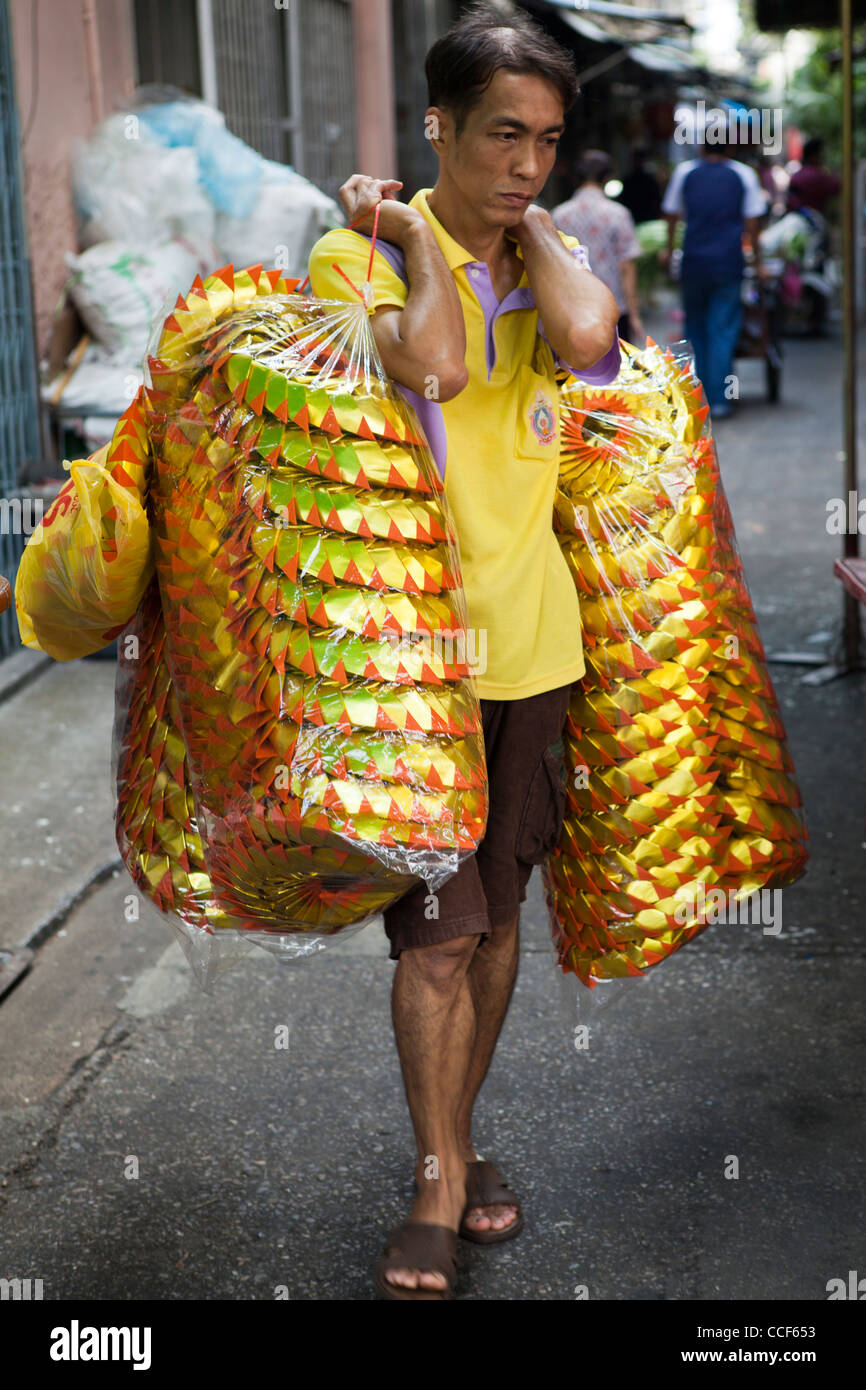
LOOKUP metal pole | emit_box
[196,0,219,109]
[284,0,304,174]
[841,0,860,669]
[81,0,105,124]
[351,0,397,179]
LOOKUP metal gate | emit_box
[208,0,356,202]
[134,0,357,202]
[0,0,41,658]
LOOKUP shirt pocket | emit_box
[513,363,560,463]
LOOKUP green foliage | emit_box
[787,29,866,162]
[635,219,682,297]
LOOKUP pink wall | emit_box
[10,0,137,364]
[351,0,397,180]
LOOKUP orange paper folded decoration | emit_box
[101,265,488,974]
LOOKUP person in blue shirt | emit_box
[660,132,767,418]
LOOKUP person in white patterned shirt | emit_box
[552,149,645,345]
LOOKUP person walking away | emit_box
[660,129,767,419]
[552,149,645,345]
[787,137,840,215]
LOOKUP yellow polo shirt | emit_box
[307,187,620,700]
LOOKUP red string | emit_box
[365,198,382,280]
[332,263,364,298]
[296,197,384,300]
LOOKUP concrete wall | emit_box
[10,0,137,365]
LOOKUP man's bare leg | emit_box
[456,913,522,1234]
[384,933,481,1293]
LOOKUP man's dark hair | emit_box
[802,136,823,164]
[575,149,611,186]
[700,123,732,156]
[425,1,579,137]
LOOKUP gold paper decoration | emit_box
[113,265,487,944]
[543,340,809,986]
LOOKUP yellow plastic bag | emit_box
[15,390,154,661]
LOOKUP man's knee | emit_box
[403,932,482,987]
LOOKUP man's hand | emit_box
[508,202,554,242]
[337,174,424,247]
[330,176,467,400]
[513,204,619,372]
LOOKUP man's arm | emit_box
[371,221,468,401]
[659,162,687,271]
[323,175,468,401]
[660,211,678,270]
[512,206,619,372]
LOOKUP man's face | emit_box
[429,69,565,227]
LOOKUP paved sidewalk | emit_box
[0,658,119,951]
[0,330,864,1300]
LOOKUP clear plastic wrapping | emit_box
[544,339,809,987]
[108,265,487,978]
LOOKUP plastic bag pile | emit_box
[62,96,342,400]
[544,339,808,985]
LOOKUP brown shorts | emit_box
[383,681,572,960]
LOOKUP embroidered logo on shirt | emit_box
[529,389,557,445]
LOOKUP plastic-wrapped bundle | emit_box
[15,405,154,662]
[101,264,487,968]
[544,339,808,986]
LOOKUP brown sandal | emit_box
[373,1220,459,1300]
[459,1160,524,1244]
